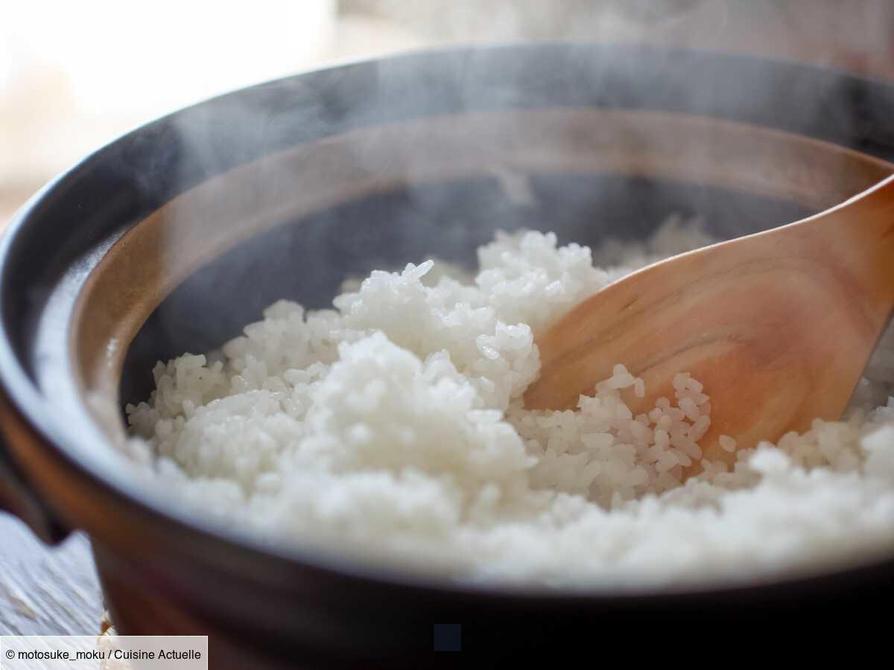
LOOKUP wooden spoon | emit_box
[524,174,894,467]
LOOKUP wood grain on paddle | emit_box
[526,175,894,466]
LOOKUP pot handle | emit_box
[0,393,70,544]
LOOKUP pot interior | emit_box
[65,108,893,442]
[119,172,813,407]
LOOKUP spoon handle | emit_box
[526,173,894,470]
[797,173,894,306]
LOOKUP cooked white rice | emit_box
[126,217,894,588]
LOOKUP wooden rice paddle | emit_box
[525,174,894,467]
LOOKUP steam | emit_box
[342,0,893,74]
[115,0,894,410]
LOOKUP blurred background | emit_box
[2,0,893,226]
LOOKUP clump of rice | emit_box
[126,219,894,588]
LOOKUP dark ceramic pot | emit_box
[1,44,893,666]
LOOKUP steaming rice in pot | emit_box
[126,218,894,587]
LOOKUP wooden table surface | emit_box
[0,519,103,635]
